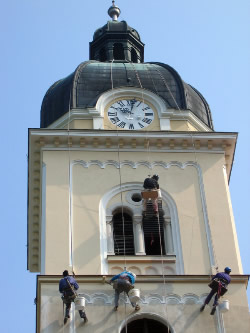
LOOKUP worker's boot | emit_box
[79,310,88,323]
[210,306,216,315]
[64,317,68,325]
[200,304,206,312]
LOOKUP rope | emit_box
[153,63,219,275]
[130,62,168,317]
[130,63,152,167]
[110,60,127,269]
[67,91,75,275]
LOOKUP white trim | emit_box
[97,181,182,275]
[30,129,237,140]
[91,87,168,119]
[40,163,46,274]
[160,118,170,130]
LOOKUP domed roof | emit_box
[41,61,213,129]
[93,20,141,41]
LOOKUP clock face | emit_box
[107,98,154,130]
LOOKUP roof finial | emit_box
[108,1,121,21]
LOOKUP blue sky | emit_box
[0,1,249,331]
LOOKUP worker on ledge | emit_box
[142,174,160,214]
[59,270,88,324]
[200,266,231,315]
[109,270,140,311]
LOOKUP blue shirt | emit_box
[59,276,79,293]
[110,271,135,285]
[212,272,231,285]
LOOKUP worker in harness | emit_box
[109,270,140,311]
[59,270,88,324]
[142,174,160,214]
[200,267,231,315]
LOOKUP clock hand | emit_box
[125,115,134,120]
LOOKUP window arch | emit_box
[113,43,125,60]
[121,318,172,333]
[113,211,135,255]
[100,182,184,274]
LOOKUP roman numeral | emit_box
[142,106,151,111]
[136,101,142,107]
[138,122,144,128]
[129,124,134,130]
[108,112,117,116]
[118,121,126,128]
[145,113,153,117]
[142,118,152,124]
[117,101,125,107]
[110,117,120,124]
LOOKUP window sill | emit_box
[107,255,176,264]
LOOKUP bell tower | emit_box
[28,2,250,332]
[89,1,144,62]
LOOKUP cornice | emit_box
[37,274,249,284]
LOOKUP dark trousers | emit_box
[63,296,86,318]
[114,279,136,307]
[205,289,219,307]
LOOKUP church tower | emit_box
[28,2,249,332]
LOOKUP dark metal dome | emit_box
[40,61,213,129]
[93,21,141,41]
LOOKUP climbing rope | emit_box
[130,62,169,317]
[67,91,75,276]
[110,60,131,333]
[152,64,219,276]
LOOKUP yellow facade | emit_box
[28,121,249,332]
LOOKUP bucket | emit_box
[128,289,140,303]
[219,300,229,313]
[74,296,86,310]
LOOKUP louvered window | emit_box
[113,43,125,60]
[143,202,166,255]
[121,318,171,333]
[113,212,135,255]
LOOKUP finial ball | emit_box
[108,1,121,21]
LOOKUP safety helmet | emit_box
[224,267,231,274]
[128,271,136,279]
[152,174,159,181]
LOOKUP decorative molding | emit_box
[73,292,209,306]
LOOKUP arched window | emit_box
[99,47,107,62]
[113,43,125,60]
[113,212,135,255]
[121,318,172,333]
[131,48,138,63]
